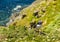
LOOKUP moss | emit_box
[0,0,60,42]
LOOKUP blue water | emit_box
[0,0,34,26]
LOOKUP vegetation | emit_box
[0,0,60,42]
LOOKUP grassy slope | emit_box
[0,0,60,42]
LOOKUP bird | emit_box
[22,14,27,19]
[36,21,43,28]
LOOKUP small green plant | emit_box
[0,0,60,42]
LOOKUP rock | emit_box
[6,19,13,26]
[13,5,21,11]
[6,12,20,26]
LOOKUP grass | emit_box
[0,0,60,42]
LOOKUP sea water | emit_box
[0,0,34,26]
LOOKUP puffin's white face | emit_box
[36,24,41,28]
